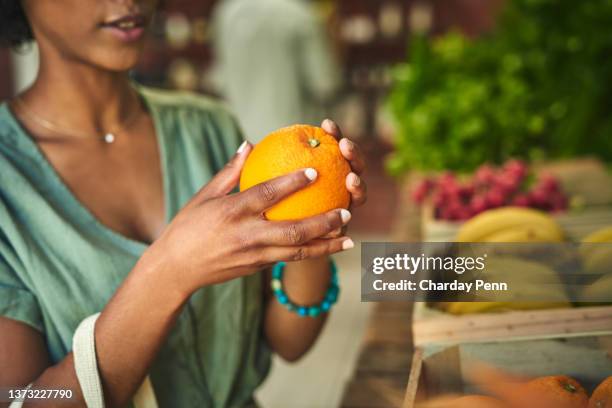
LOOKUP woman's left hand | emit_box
[321,119,367,237]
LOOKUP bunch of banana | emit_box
[443,300,570,315]
[576,273,612,305]
[574,227,612,306]
[455,207,565,243]
[582,226,612,243]
[440,256,571,315]
[579,227,612,277]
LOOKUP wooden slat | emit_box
[413,304,612,346]
[402,349,424,408]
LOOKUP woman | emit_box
[0,1,367,407]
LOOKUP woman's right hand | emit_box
[146,142,352,296]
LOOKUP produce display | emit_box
[440,300,570,315]
[582,227,612,244]
[239,125,351,221]
[579,227,612,277]
[591,376,612,408]
[430,213,612,314]
[575,227,612,305]
[525,375,589,408]
[412,160,568,221]
[422,375,612,408]
[454,206,564,243]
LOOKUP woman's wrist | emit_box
[134,241,193,303]
[281,256,332,305]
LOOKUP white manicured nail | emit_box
[305,168,318,181]
[342,238,355,250]
[350,173,361,187]
[237,141,248,154]
[340,209,352,224]
[341,138,354,151]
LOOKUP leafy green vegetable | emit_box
[387,0,612,174]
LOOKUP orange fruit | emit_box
[239,124,351,221]
[451,395,506,407]
[590,376,612,408]
[523,375,588,408]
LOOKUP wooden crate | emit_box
[403,332,612,408]
[413,302,612,346]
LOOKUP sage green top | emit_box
[0,87,270,407]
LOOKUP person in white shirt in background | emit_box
[212,0,342,143]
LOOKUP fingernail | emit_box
[237,141,248,154]
[340,138,354,151]
[322,118,333,128]
[305,168,318,181]
[342,238,354,250]
[340,209,352,223]
[350,173,361,187]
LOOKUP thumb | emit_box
[193,141,252,203]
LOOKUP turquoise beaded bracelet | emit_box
[271,261,340,318]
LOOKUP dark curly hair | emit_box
[0,0,33,48]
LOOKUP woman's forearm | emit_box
[264,256,332,362]
[30,247,187,408]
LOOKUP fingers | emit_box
[262,236,355,263]
[339,138,366,175]
[188,141,252,208]
[321,119,366,175]
[347,172,367,207]
[321,118,343,140]
[321,227,344,239]
[261,209,351,246]
[236,167,317,215]
[203,141,252,198]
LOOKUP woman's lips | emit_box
[100,14,146,42]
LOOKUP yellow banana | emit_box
[582,227,612,243]
[456,207,564,243]
[576,274,612,306]
[579,226,612,262]
[444,300,570,315]
[582,245,612,276]
[481,258,562,284]
[483,225,563,243]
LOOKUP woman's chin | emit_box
[90,52,142,73]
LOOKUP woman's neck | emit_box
[17,50,142,135]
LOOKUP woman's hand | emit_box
[146,142,353,296]
[262,119,367,361]
[321,119,367,237]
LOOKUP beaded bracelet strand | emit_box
[271,261,340,318]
